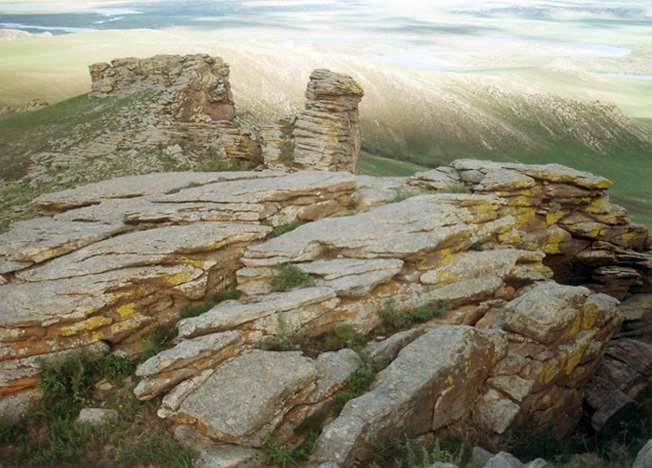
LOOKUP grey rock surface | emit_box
[76,408,118,426]
[177,350,318,447]
[634,439,652,468]
[311,326,494,466]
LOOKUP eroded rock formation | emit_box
[262,69,364,173]
[1,161,650,466]
[90,54,235,122]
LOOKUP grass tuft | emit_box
[270,219,304,238]
[271,263,315,292]
[377,299,450,331]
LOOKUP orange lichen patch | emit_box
[194,419,211,437]
[0,376,39,396]
[168,413,198,428]
[2,339,57,361]
[503,286,515,301]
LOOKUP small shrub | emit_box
[179,301,215,319]
[347,195,360,211]
[294,412,327,436]
[438,182,470,194]
[101,353,134,383]
[165,181,202,194]
[32,350,102,422]
[140,325,177,362]
[371,435,463,468]
[264,437,298,468]
[204,157,249,172]
[271,263,315,292]
[377,299,409,329]
[332,354,382,415]
[281,117,295,130]
[270,219,304,238]
[322,323,366,353]
[393,187,417,202]
[257,313,312,352]
[281,141,295,166]
[377,299,450,331]
[470,241,485,251]
[179,286,242,319]
[210,288,242,303]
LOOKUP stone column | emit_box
[293,69,364,173]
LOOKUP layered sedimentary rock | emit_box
[0,161,650,466]
[0,171,355,407]
[262,69,364,173]
[294,69,364,172]
[90,54,235,122]
[584,293,652,431]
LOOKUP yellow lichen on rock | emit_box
[60,316,113,337]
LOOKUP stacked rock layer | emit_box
[1,161,650,467]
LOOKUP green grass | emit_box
[271,263,315,292]
[0,91,155,181]
[0,348,196,468]
[358,150,430,177]
[376,299,450,331]
[269,219,304,238]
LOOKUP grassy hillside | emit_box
[0,90,180,232]
[1,80,651,231]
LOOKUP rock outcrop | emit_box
[1,159,650,465]
[0,98,49,116]
[90,54,235,122]
[262,69,364,173]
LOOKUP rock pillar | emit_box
[292,69,364,173]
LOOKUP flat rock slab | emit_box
[177,287,337,339]
[311,325,494,467]
[153,171,355,205]
[299,258,404,297]
[243,194,508,266]
[117,171,355,225]
[137,331,245,378]
[178,350,318,447]
[16,223,270,282]
[33,171,282,214]
[451,159,613,190]
[0,218,125,274]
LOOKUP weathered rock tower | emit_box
[262,69,364,173]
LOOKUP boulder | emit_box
[311,326,495,466]
[634,439,652,468]
[174,350,318,447]
[76,408,118,427]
